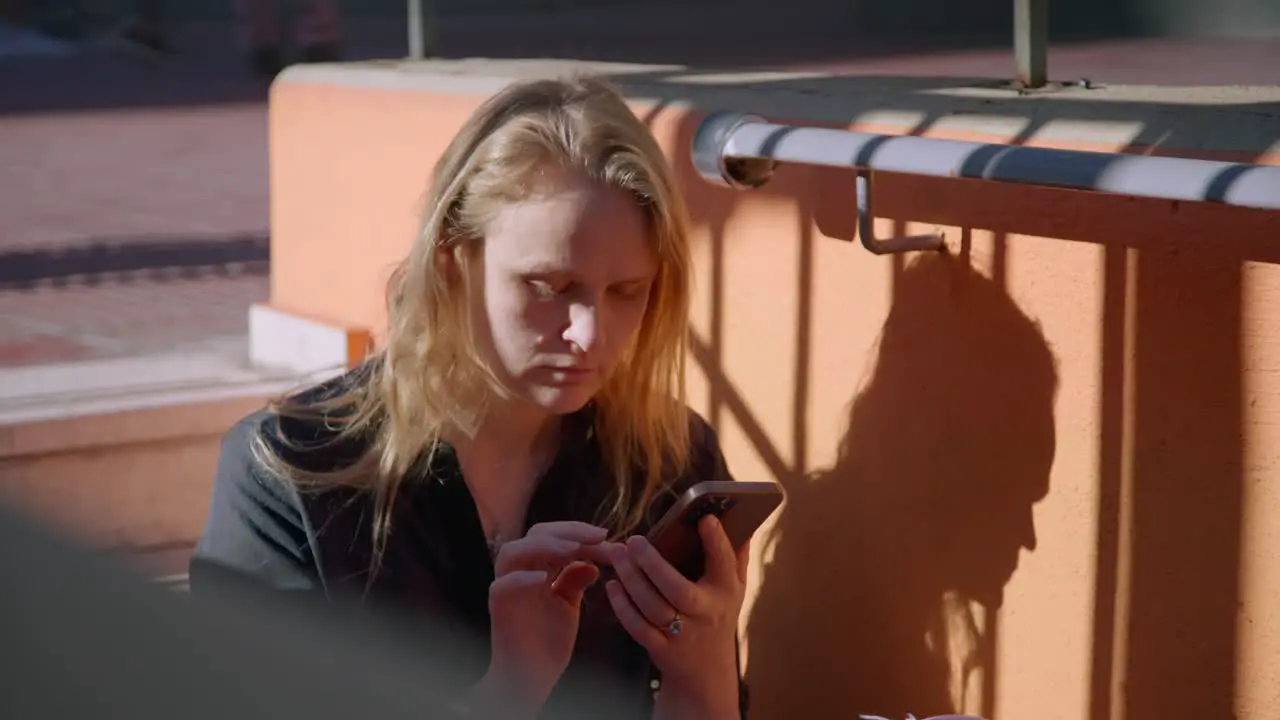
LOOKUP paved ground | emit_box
[0,14,1277,369]
[0,274,268,366]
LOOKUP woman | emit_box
[189,76,750,719]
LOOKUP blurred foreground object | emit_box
[0,501,623,719]
[0,499,457,718]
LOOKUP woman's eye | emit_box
[527,279,564,298]
[612,283,650,300]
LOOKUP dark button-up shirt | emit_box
[189,371,748,718]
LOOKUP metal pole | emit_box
[1014,0,1048,89]
[407,0,428,59]
[690,114,1280,212]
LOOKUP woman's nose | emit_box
[562,302,600,355]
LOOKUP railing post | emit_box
[407,0,434,60]
[1014,0,1048,89]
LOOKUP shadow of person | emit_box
[745,251,1059,719]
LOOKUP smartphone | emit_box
[646,481,784,580]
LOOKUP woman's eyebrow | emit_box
[613,274,655,287]
[516,263,572,277]
[515,264,655,286]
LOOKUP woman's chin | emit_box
[526,385,597,416]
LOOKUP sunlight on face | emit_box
[473,168,658,416]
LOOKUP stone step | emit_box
[0,337,338,558]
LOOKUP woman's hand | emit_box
[480,521,612,717]
[604,515,748,719]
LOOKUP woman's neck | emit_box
[447,403,563,539]
[466,399,560,461]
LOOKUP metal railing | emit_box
[691,113,1280,255]
[1015,0,1049,89]
[407,0,434,59]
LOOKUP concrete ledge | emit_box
[0,342,333,552]
[248,303,372,375]
[276,60,1280,163]
[0,340,312,430]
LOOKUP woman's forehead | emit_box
[484,182,659,278]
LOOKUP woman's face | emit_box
[469,170,659,416]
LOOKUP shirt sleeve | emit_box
[691,410,736,485]
[188,413,325,599]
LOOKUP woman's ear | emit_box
[434,237,467,285]
[434,246,454,281]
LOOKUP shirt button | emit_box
[649,678,662,691]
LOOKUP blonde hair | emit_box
[253,75,695,563]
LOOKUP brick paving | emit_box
[0,15,1276,369]
[0,273,268,367]
[0,23,281,369]
[0,99,270,366]
[0,106,270,252]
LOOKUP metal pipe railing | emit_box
[691,113,1280,254]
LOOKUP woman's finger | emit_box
[525,521,609,544]
[494,534,607,576]
[607,542,678,629]
[488,569,548,609]
[624,535,704,616]
[550,561,600,606]
[736,537,751,584]
[698,514,741,588]
[605,580,667,650]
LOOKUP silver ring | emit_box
[666,612,682,636]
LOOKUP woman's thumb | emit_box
[550,561,600,606]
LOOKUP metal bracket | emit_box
[692,113,944,255]
[855,170,946,255]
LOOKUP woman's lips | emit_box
[544,366,596,384]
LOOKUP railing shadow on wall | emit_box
[605,69,1280,719]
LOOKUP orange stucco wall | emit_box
[266,65,1280,720]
